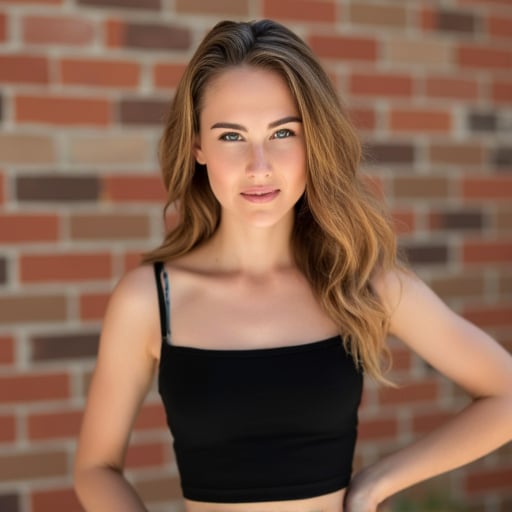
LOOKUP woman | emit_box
[74,19,512,512]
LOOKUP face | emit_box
[194,66,306,229]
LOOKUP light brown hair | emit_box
[143,19,400,382]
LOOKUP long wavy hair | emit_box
[143,19,400,382]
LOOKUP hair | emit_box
[142,19,401,383]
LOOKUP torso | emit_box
[148,250,347,512]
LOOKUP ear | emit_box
[193,135,206,165]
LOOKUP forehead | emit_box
[199,66,299,120]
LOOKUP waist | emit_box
[184,488,345,512]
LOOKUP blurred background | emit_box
[0,0,511,511]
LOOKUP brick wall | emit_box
[0,1,510,511]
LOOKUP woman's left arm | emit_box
[346,269,512,511]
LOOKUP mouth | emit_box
[240,188,280,202]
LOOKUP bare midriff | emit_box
[184,488,345,512]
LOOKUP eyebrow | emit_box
[210,116,302,132]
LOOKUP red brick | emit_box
[16,95,111,126]
[125,442,167,468]
[134,402,167,430]
[349,72,413,97]
[392,209,415,235]
[175,0,247,16]
[0,336,14,365]
[79,292,110,320]
[492,80,512,103]
[105,18,123,47]
[0,415,15,442]
[348,107,376,132]
[425,77,479,100]
[22,15,94,45]
[263,0,336,22]
[31,488,82,512]
[358,417,398,441]
[0,373,69,403]
[458,44,512,69]
[0,171,4,204]
[389,346,412,371]
[103,174,165,202]
[390,109,452,133]
[309,34,377,61]
[0,12,6,42]
[20,253,112,282]
[0,55,48,84]
[464,240,512,264]
[0,214,59,243]
[123,251,143,272]
[412,410,453,434]
[466,467,512,494]
[28,410,82,440]
[420,6,436,30]
[153,62,186,89]
[463,177,512,199]
[0,0,62,3]
[487,15,512,38]
[463,305,512,328]
[60,58,140,88]
[378,380,439,405]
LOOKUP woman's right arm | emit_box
[74,265,160,512]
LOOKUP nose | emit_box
[246,143,271,178]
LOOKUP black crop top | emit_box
[154,261,363,503]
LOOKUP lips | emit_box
[240,187,280,202]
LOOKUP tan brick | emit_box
[68,134,150,164]
[0,295,67,324]
[495,207,512,231]
[393,177,450,199]
[429,143,485,165]
[135,476,182,502]
[498,271,512,294]
[386,38,452,67]
[0,451,68,481]
[349,2,406,27]
[430,274,485,299]
[0,134,54,164]
[22,15,94,45]
[70,213,150,240]
[177,0,249,16]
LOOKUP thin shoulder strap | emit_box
[153,261,171,344]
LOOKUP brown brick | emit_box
[0,415,15,442]
[348,107,376,132]
[0,13,6,43]
[492,80,512,103]
[133,402,167,431]
[0,214,59,243]
[464,305,512,328]
[378,380,439,405]
[466,467,512,495]
[0,295,66,324]
[349,72,413,97]
[79,292,109,320]
[387,38,451,67]
[119,98,168,125]
[363,142,415,165]
[20,253,112,283]
[125,442,167,468]
[153,63,186,89]
[0,451,68,481]
[0,336,14,365]
[135,476,182,502]
[31,332,99,361]
[68,134,150,164]
[390,109,451,133]
[309,34,377,61]
[16,175,100,202]
[464,240,512,264]
[393,176,449,199]
[495,207,512,231]
[103,175,165,202]
[430,274,485,299]
[0,257,6,285]
[488,15,512,39]
[492,147,512,168]
[78,0,160,8]
[358,417,398,441]
[0,92,3,121]
[0,373,69,403]
[429,143,485,165]
[401,244,449,266]
[28,410,83,440]
[436,9,477,33]
[70,213,150,240]
[412,410,453,434]
[349,3,406,28]
[22,15,94,45]
[425,76,479,100]
[0,134,54,164]
[498,271,512,294]
[263,0,334,23]
[122,22,191,51]
[31,488,83,512]
[0,55,48,84]
[179,0,249,16]
[468,111,497,131]
[60,58,140,88]
[429,210,484,230]
[463,177,512,200]
[0,494,19,512]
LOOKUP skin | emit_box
[74,66,512,512]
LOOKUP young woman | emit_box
[74,19,512,512]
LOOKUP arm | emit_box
[74,265,160,512]
[346,269,512,511]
